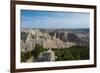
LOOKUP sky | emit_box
[21,9,90,29]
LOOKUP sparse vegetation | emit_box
[33,44,45,60]
[21,44,89,62]
[21,50,34,62]
[54,46,89,61]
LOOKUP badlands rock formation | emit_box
[21,29,89,52]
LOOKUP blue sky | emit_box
[21,10,90,29]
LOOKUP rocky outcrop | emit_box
[37,49,56,62]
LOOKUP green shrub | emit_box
[21,50,34,62]
[54,46,89,61]
[33,44,45,59]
